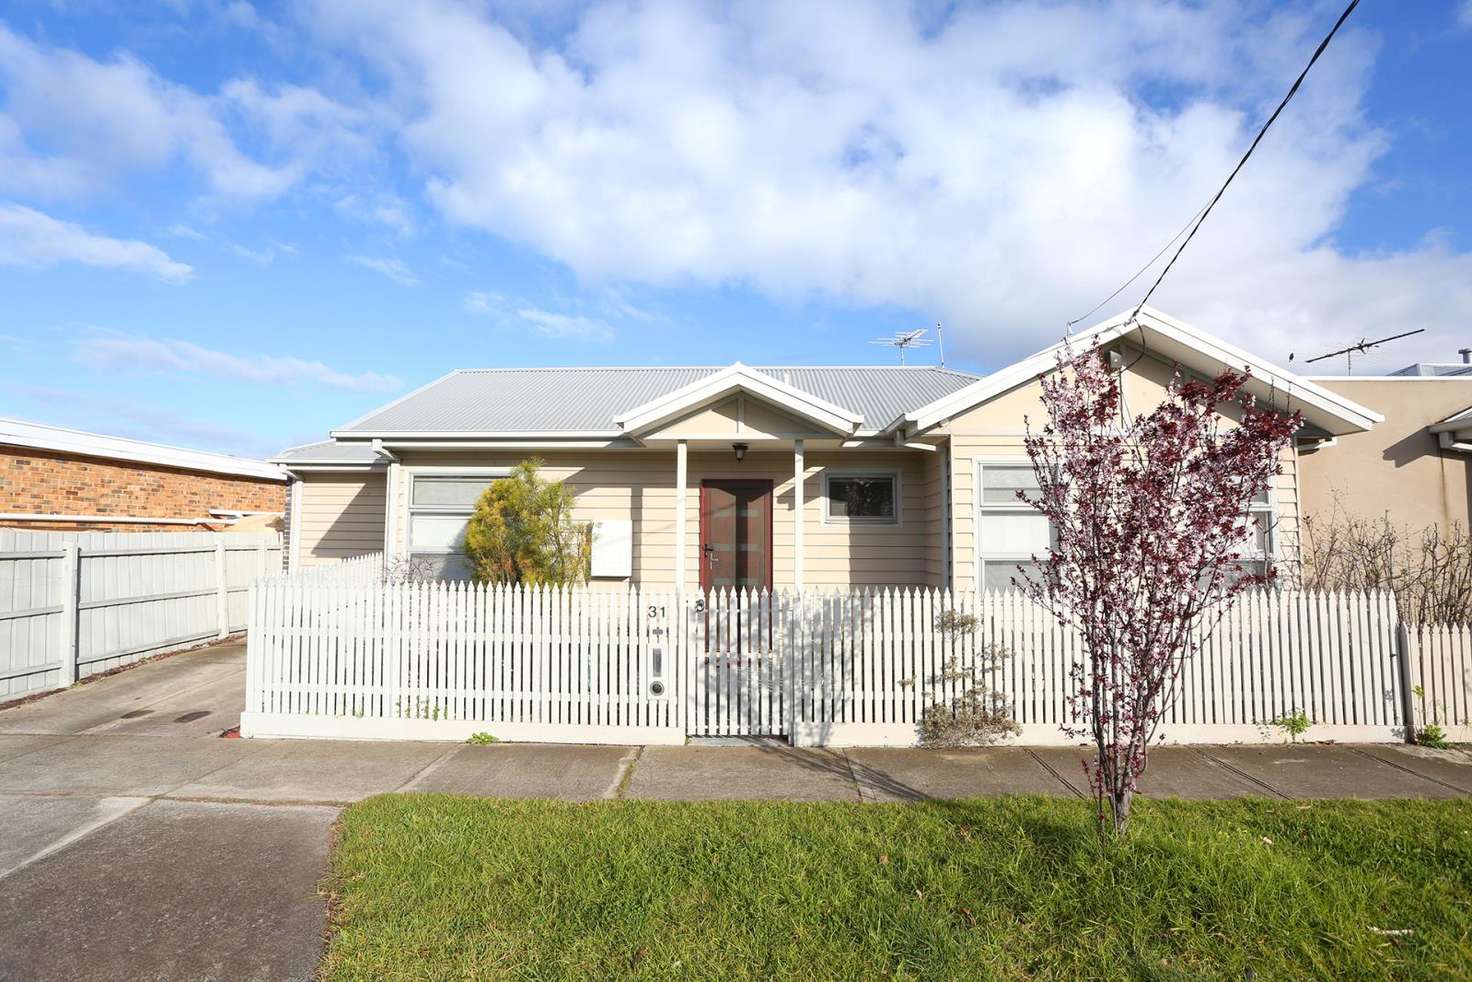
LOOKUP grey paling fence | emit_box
[245,575,1412,747]
[0,529,282,700]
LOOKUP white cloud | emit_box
[0,204,194,283]
[0,24,374,204]
[168,223,207,240]
[72,334,402,392]
[231,239,298,264]
[305,0,1472,371]
[0,24,299,200]
[334,192,415,235]
[465,290,616,342]
[515,308,615,342]
[350,255,421,286]
[1460,1,1472,30]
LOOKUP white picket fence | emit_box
[1,529,283,699]
[243,578,1416,747]
[1405,623,1472,743]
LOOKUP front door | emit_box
[699,480,773,594]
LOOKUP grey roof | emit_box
[1389,363,1472,377]
[272,440,380,464]
[332,366,981,436]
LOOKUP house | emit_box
[1299,362,1472,536]
[0,418,287,532]
[273,307,1381,591]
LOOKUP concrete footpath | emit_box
[1,642,1469,980]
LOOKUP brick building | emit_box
[0,418,287,532]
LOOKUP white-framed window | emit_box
[976,461,1051,592]
[822,472,900,525]
[1235,486,1277,579]
[407,471,508,577]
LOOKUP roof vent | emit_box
[1460,348,1471,365]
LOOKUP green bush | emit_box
[462,458,590,585]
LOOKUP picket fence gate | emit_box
[242,573,1420,747]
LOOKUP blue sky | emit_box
[2,0,1471,458]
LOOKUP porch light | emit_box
[732,442,748,463]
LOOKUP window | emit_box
[407,473,505,578]
[977,462,1050,592]
[1235,487,1276,579]
[823,473,898,524]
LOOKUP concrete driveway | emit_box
[1,640,1469,980]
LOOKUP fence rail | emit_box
[243,577,1413,747]
[1,529,282,698]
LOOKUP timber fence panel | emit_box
[1,530,281,699]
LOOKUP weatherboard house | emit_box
[273,308,1383,592]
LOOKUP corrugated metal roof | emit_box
[273,440,379,463]
[1389,363,1472,377]
[332,366,980,435]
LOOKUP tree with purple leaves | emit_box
[1019,344,1302,837]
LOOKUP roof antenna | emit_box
[870,328,932,366]
[1294,328,1425,375]
[935,322,945,367]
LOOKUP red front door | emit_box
[699,480,773,594]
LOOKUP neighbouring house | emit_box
[1299,361,1472,536]
[273,307,1381,591]
[0,418,287,532]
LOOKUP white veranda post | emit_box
[675,440,688,595]
[793,439,804,591]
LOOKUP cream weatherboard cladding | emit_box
[293,472,387,567]
[379,449,943,591]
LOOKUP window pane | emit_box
[410,553,472,581]
[983,560,1042,592]
[979,511,1051,554]
[827,476,895,519]
[981,464,1041,504]
[409,514,469,552]
[412,476,493,508]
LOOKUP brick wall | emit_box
[0,447,286,532]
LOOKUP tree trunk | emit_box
[1109,787,1132,837]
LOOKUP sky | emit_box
[1,0,1471,459]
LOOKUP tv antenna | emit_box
[1291,328,1425,375]
[870,328,932,366]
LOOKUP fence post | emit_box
[57,543,80,688]
[1394,620,1417,744]
[215,541,229,639]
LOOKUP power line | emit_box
[1066,203,1207,329]
[1067,0,1361,328]
[1126,0,1360,320]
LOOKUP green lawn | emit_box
[323,795,1472,979]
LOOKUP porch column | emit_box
[793,438,805,591]
[675,439,688,594]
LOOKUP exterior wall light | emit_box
[732,442,748,463]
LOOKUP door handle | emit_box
[702,544,718,564]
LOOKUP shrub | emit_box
[463,459,590,585]
[1417,724,1450,750]
[1271,709,1312,743]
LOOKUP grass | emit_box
[322,795,1472,980]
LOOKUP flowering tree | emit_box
[1019,344,1301,837]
